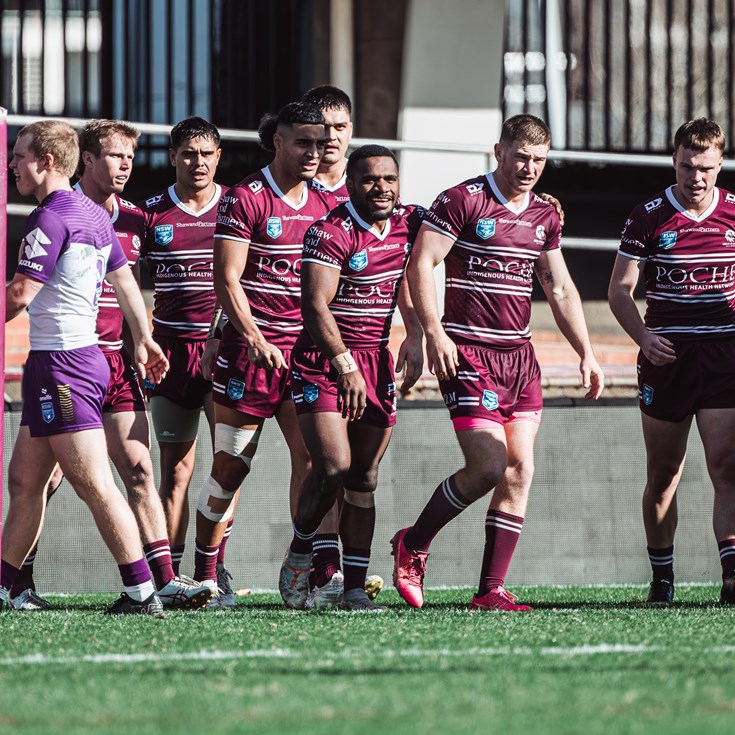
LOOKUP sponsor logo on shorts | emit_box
[641,384,654,406]
[476,218,496,240]
[266,217,282,239]
[303,384,319,404]
[41,397,55,424]
[154,225,174,246]
[349,249,368,271]
[226,379,245,400]
[482,389,499,411]
[659,231,677,249]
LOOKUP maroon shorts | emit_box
[638,338,735,422]
[21,345,109,437]
[291,347,397,428]
[103,349,146,413]
[147,336,211,410]
[212,332,292,419]
[439,342,542,424]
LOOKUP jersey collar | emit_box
[486,172,530,214]
[665,185,720,222]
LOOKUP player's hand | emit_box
[426,329,459,380]
[337,370,367,422]
[538,192,565,226]
[247,341,286,370]
[639,331,676,366]
[135,337,169,385]
[579,354,604,400]
[396,333,424,393]
[200,338,220,381]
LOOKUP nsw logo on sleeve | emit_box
[349,249,368,271]
[476,218,496,240]
[482,389,499,411]
[154,224,174,246]
[267,217,282,239]
[658,231,677,249]
[23,227,51,260]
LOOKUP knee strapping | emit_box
[196,475,236,523]
[214,423,262,468]
[343,488,376,508]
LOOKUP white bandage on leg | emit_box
[343,489,376,508]
[214,423,262,468]
[196,476,236,523]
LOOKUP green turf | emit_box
[1,585,735,735]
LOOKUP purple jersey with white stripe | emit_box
[619,186,735,340]
[299,202,424,349]
[15,189,127,350]
[139,184,223,340]
[95,195,145,352]
[310,174,349,210]
[215,167,331,349]
[424,172,561,350]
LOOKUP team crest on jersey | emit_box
[267,217,282,239]
[132,235,141,251]
[303,384,319,404]
[41,398,55,424]
[641,384,654,406]
[349,249,369,271]
[659,231,677,249]
[476,218,496,240]
[154,225,174,246]
[536,225,546,240]
[482,389,499,411]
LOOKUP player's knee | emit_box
[196,476,236,523]
[123,459,155,497]
[345,468,379,495]
[214,423,261,478]
[343,488,376,508]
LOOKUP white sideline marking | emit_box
[2,643,735,667]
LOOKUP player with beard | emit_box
[280,145,424,610]
[191,102,330,590]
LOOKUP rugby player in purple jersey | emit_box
[1,121,169,615]
[391,114,604,611]
[609,118,735,606]
[139,118,235,606]
[191,102,331,592]
[279,145,424,610]
[6,120,213,610]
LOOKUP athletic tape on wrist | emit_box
[331,350,358,375]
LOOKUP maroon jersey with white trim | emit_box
[310,174,349,210]
[95,195,145,352]
[619,186,735,340]
[299,202,424,349]
[139,184,223,340]
[215,167,331,349]
[424,172,561,350]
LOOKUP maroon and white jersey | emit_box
[139,184,223,340]
[310,174,349,210]
[299,202,424,349]
[88,193,145,352]
[215,167,331,349]
[424,172,561,350]
[619,186,735,340]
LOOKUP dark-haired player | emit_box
[192,102,331,591]
[609,118,735,606]
[280,145,423,610]
[391,114,603,611]
[139,117,232,605]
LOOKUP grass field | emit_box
[1,585,734,735]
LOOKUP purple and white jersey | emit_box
[424,172,561,350]
[15,190,127,350]
[139,184,223,340]
[310,174,349,210]
[215,167,331,349]
[73,187,145,352]
[619,186,735,340]
[299,202,424,349]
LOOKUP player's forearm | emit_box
[397,280,424,340]
[302,299,347,360]
[548,286,595,360]
[5,276,42,322]
[407,258,444,338]
[608,285,647,346]
[214,278,263,347]
[111,269,153,345]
